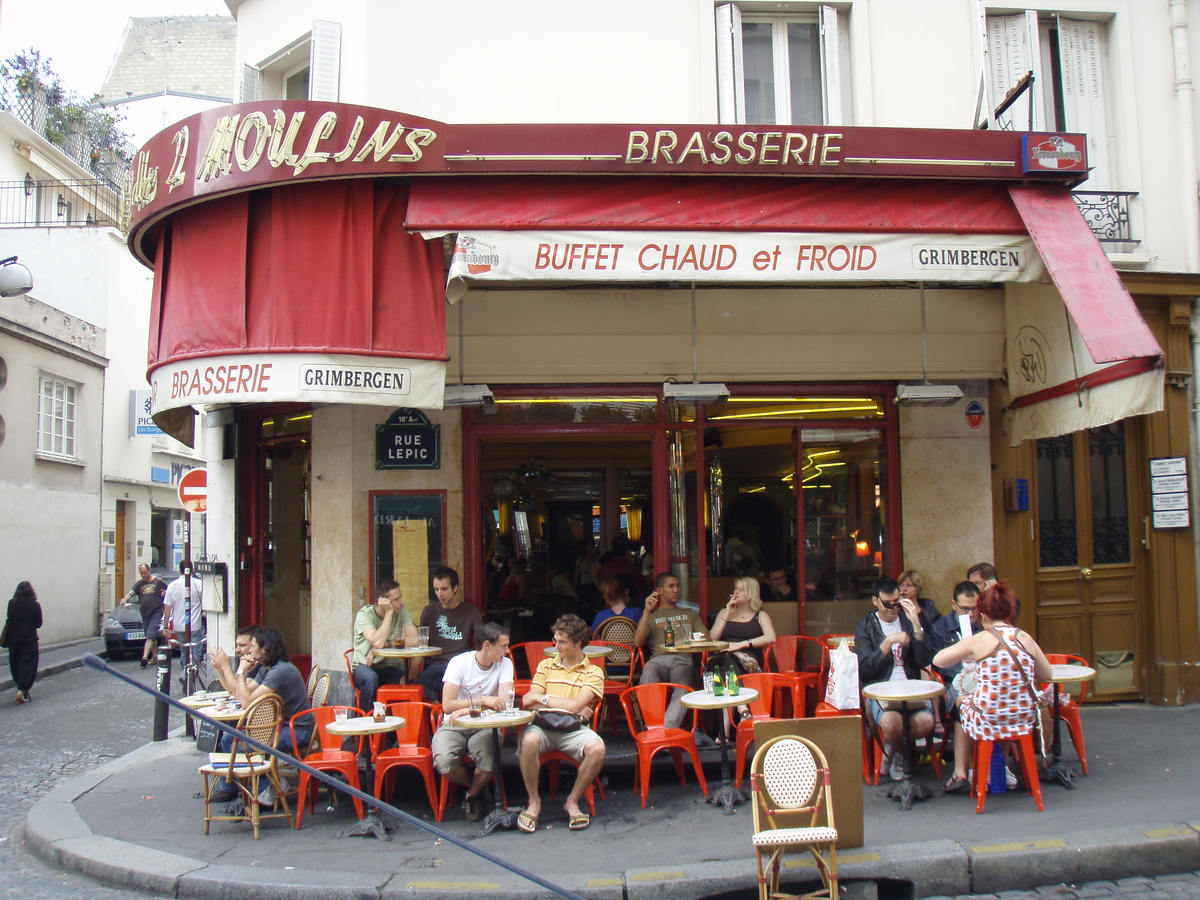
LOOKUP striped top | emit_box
[532,655,604,704]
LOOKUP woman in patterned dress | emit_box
[932,583,1052,793]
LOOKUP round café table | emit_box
[1039,664,1096,790]
[325,715,406,840]
[456,708,535,836]
[861,679,944,811]
[656,640,726,655]
[370,646,443,660]
[680,687,760,814]
[543,645,613,658]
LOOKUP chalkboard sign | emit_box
[370,491,447,615]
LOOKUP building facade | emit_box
[126,0,1200,704]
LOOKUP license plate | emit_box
[128,631,145,641]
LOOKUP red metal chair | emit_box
[620,683,709,809]
[1042,653,1090,774]
[590,640,642,734]
[377,684,424,706]
[511,641,554,680]
[292,705,365,828]
[970,731,1044,814]
[343,649,360,709]
[767,634,827,717]
[374,701,442,821]
[734,673,796,790]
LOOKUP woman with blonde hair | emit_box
[709,576,777,674]
[897,569,939,631]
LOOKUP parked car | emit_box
[103,604,183,660]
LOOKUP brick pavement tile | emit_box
[1119,879,1158,887]
[1075,887,1119,898]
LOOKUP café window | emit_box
[715,3,847,126]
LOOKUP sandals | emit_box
[944,774,971,794]
[568,813,591,831]
[516,810,538,833]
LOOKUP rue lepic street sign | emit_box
[376,408,440,469]
[177,468,208,513]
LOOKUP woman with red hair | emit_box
[932,582,1052,793]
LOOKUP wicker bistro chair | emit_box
[305,665,322,701]
[750,735,839,900]
[310,673,331,708]
[199,693,294,838]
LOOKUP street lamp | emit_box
[0,256,34,297]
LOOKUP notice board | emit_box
[370,491,446,622]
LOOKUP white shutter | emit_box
[715,3,745,124]
[1057,15,1112,189]
[240,64,262,103]
[308,19,341,102]
[986,13,1036,130]
[819,5,842,126]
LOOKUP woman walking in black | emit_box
[4,582,42,703]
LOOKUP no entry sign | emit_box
[177,468,208,513]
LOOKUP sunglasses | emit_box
[880,600,902,610]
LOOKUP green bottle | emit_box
[727,666,740,696]
[712,668,724,696]
[664,618,676,648]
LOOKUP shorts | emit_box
[431,722,498,774]
[522,723,603,761]
[142,610,164,640]
[867,697,934,724]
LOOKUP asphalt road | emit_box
[1,655,186,900]
[4,659,1199,900]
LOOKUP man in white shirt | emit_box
[163,561,203,636]
[430,623,514,822]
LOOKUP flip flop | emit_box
[943,775,971,794]
[517,810,538,833]
[568,813,591,831]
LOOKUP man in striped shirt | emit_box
[516,614,606,833]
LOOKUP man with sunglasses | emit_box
[855,575,934,781]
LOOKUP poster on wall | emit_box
[371,492,446,620]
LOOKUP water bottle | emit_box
[713,668,724,696]
[988,744,1008,793]
[727,666,740,696]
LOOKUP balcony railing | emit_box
[1072,191,1139,244]
[0,178,120,228]
[4,92,133,192]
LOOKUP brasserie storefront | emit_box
[124,102,1199,705]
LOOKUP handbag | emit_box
[532,709,582,732]
[731,650,762,674]
[0,622,9,649]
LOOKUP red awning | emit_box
[407,176,1029,234]
[1007,184,1160,364]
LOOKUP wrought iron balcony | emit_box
[4,92,133,192]
[0,178,120,228]
[1072,191,1138,244]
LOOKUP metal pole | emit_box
[152,633,172,741]
[182,514,194,736]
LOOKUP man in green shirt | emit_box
[352,579,418,712]
[633,572,708,729]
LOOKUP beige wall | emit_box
[310,404,464,673]
[898,387,995,617]
[451,286,1006,383]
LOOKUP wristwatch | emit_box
[540,695,550,706]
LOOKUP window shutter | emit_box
[715,3,745,124]
[240,63,262,103]
[1057,15,1112,189]
[986,13,1035,130]
[819,5,842,125]
[309,19,341,102]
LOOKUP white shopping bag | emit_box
[823,639,860,710]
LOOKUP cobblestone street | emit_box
[0,658,183,899]
[929,874,1200,900]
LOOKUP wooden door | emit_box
[115,501,127,599]
[1033,421,1144,699]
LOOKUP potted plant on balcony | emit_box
[1,49,63,134]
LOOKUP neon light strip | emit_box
[844,156,1016,167]
[445,154,625,162]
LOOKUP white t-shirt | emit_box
[164,576,202,628]
[442,650,514,698]
[877,614,907,682]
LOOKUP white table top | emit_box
[543,645,613,657]
[680,687,760,710]
[372,646,443,659]
[455,709,535,730]
[862,679,944,702]
[326,715,405,736]
[203,705,247,722]
[1048,664,1096,683]
[657,640,726,655]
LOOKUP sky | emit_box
[0,0,230,99]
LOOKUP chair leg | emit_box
[548,758,561,799]
[296,773,309,829]
[669,747,688,787]
[973,739,992,814]
[1014,736,1044,811]
[686,744,710,798]
[1063,708,1089,774]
